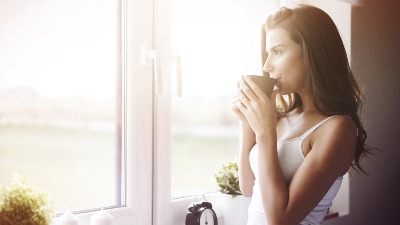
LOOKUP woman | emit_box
[232,5,372,225]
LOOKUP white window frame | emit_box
[58,0,154,224]
[152,0,212,223]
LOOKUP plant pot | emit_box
[221,194,251,225]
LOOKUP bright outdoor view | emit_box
[0,0,119,212]
[170,0,274,198]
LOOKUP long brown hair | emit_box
[261,5,373,174]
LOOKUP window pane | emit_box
[0,0,121,212]
[170,0,274,198]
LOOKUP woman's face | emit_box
[263,28,306,95]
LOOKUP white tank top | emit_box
[247,116,343,225]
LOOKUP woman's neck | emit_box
[296,92,318,114]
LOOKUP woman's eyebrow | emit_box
[266,44,285,52]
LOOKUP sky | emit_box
[0,0,116,100]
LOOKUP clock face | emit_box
[199,208,216,225]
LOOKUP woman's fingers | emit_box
[232,92,247,113]
[233,99,247,112]
[232,89,250,109]
[231,98,248,124]
[268,88,280,109]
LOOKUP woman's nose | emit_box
[263,59,272,73]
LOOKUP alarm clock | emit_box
[185,201,218,225]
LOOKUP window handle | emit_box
[141,43,163,96]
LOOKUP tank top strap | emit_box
[300,116,337,140]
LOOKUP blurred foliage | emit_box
[0,174,54,225]
[215,161,242,198]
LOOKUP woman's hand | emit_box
[232,88,248,124]
[235,76,278,137]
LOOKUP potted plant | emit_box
[215,161,251,225]
[215,161,242,198]
[0,174,54,225]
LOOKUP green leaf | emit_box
[214,161,242,197]
[0,174,54,225]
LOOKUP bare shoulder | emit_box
[312,115,357,175]
[322,115,357,137]
[316,115,357,146]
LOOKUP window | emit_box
[1,0,153,223]
[0,0,123,212]
[153,0,277,224]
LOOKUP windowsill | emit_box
[50,207,136,225]
[211,210,340,225]
[180,193,344,225]
[53,206,340,225]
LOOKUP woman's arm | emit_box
[256,116,356,225]
[232,90,256,196]
[238,122,256,197]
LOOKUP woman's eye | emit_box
[274,50,282,55]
